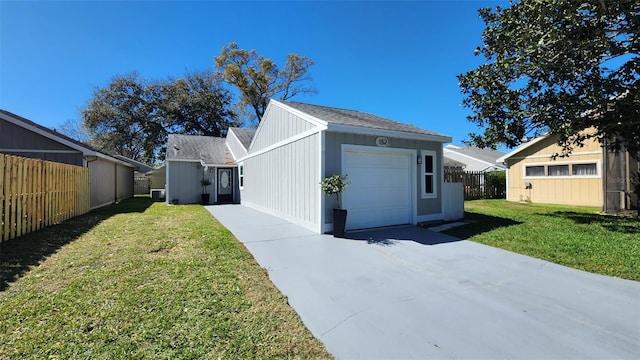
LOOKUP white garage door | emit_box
[343,149,412,230]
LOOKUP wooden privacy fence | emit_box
[1,154,90,242]
[444,169,506,200]
[134,176,150,194]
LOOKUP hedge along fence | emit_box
[1,154,90,242]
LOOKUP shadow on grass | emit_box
[0,196,153,291]
[442,212,523,240]
[346,225,464,246]
[545,211,640,234]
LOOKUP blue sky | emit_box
[1,0,506,148]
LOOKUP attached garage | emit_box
[237,100,456,234]
[342,146,415,230]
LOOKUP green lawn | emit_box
[0,197,331,359]
[444,200,640,281]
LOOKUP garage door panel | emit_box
[343,149,412,230]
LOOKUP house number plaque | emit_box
[376,137,389,147]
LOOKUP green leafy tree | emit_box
[214,42,316,123]
[458,0,639,156]
[82,73,163,162]
[159,71,239,138]
[82,72,239,162]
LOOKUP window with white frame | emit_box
[548,165,569,176]
[525,165,545,177]
[239,163,244,189]
[421,150,437,198]
[524,162,599,178]
[572,163,597,176]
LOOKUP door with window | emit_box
[217,168,233,203]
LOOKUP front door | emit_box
[217,168,233,203]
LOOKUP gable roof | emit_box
[444,144,506,169]
[443,156,466,168]
[112,154,154,173]
[166,134,235,166]
[0,109,133,167]
[279,101,451,142]
[228,127,256,150]
[496,136,550,163]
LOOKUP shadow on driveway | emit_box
[346,225,463,246]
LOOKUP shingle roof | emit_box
[443,156,466,168]
[166,134,235,165]
[229,127,256,150]
[444,145,506,167]
[282,101,449,139]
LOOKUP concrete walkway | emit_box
[206,204,640,359]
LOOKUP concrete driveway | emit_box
[206,205,640,359]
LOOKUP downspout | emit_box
[602,140,607,213]
[114,162,118,204]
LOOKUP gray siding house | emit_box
[165,134,239,204]
[0,109,134,209]
[237,100,453,233]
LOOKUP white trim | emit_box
[268,99,452,143]
[237,127,323,162]
[341,144,417,229]
[328,123,451,143]
[238,163,245,190]
[497,136,549,163]
[443,148,506,169]
[507,150,601,161]
[0,148,80,154]
[166,158,236,168]
[270,99,330,128]
[247,100,326,154]
[318,131,326,233]
[522,160,601,179]
[225,129,248,160]
[421,150,438,199]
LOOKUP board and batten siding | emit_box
[241,133,320,231]
[88,158,134,209]
[166,161,203,204]
[323,132,443,224]
[504,134,603,207]
[250,104,316,152]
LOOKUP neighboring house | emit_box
[497,132,639,211]
[147,165,166,190]
[165,134,238,205]
[237,100,453,233]
[0,109,134,209]
[443,144,506,172]
[113,154,154,176]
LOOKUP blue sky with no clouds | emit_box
[1,0,506,148]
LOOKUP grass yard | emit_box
[0,197,331,359]
[444,200,640,281]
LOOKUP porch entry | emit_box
[217,168,233,203]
